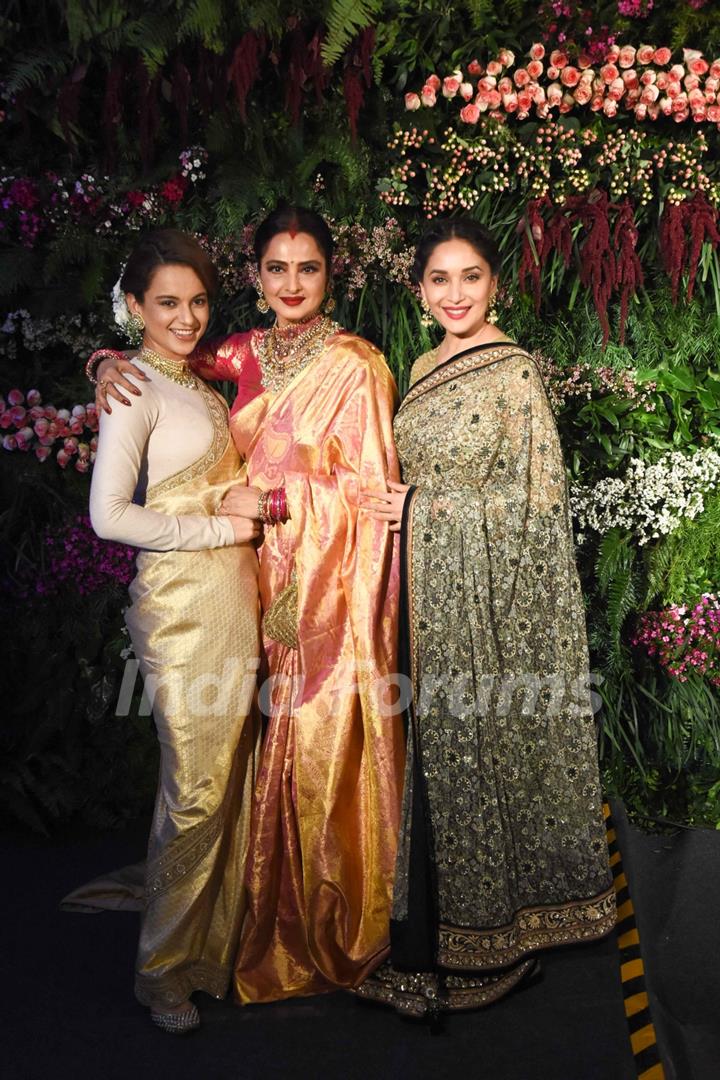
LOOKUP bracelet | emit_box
[257,487,289,527]
[85,348,126,386]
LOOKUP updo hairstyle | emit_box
[253,205,334,270]
[413,217,502,284]
[120,229,219,301]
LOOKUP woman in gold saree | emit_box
[92,207,405,1003]
[73,231,261,1033]
[361,218,615,1016]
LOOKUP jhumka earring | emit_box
[256,288,270,314]
[125,311,145,346]
[486,292,499,325]
[323,294,336,315]
[420,297,434,328]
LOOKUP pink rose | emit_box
[468,59,483,76]
[641,70,657,85]
[2,412,16,429]
[547,82,563,107]
[608,78,625,101]
[706,89,717,103]
[577,53,593,70]
[684,74,701,93]
[33,418,49,438]
[9,405,26,425]
[532,84,547,105]
[460,103,480,124]
[637,45,655,65]
[405,92,421,111]
[29,405,44,421]
[692,105,707,121]
[74,458,90,474]
[421,86,437,107]
[667,81,681,99]
[546,65,559,81]
[641,84,660,103]
[659,96,673,115]
[90,436,98,451]
[601,63,619,84]
[647,103,660,120]
[56,408,71,422]
[503,92,518,113]
[498,76,513,95]
[16,427,33,450]
[72,404,86,418]
[529,44,545,61]
[527,60,544,79]
[426,74,441,91]
[7,389,24,406]
[517,89,533,112]
[69,418,84,435]
[43,405,57,419]
[561,66,581,87]
[673,108,689,123]
[634,102,648,120]
[606,45,621,62]
[550,50,569,69]
[653,48,672,66]
[711,60,720,79]
[38,434,54,447]
[603,98,618,117]
[3,435,17,451]
[618,46,636,69]
[486,60,502,77]
[442,76,460,98]
[670,64,685,80]
[573,83,593,105]
[498,49,515,67]
[26,389,42,407]
[689,57,709,76]
[478,76,497,91]
[56,449,70,468]
[706,76,719,92]
[672,93,688,112]
[514,68,531,88]
[487,89,502,109]
[656,71,669,90]
[63,437,78,455]
[707,104,720,122]
[475,98,489,113]
[559,93,575,114]
[35,446,51,462]
[460,82,474,100]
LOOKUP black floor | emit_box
[5,820,636,1080]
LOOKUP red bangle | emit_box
[85,348,126,386]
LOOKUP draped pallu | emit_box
[124,387,260,1007]
[202,331,405,1003]
[360,343,615,1015]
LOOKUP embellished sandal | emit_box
[150,1003,200,1034]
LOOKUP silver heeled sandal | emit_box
[150,1003,200,1034]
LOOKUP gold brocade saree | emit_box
[64,385,261,1009]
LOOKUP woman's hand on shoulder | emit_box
[359,480,411,533]
[96,352,149,414]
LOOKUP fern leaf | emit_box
[321,0,383,67]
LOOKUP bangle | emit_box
[85,348,126,386]
[257,490,271,525]
[258,487,289,527]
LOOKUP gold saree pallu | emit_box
[123,386,261,1008]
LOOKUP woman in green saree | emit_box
[360,218,615,1016]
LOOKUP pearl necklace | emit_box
[257,315,339,393]
[139,346,197,389]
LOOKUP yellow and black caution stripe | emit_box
[604,802,666,1080]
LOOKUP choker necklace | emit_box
[258,315,339,393]
[139,346,197,390]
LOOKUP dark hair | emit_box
[120,229,219,301]
[412,217,501,283]
[253,205,334,270]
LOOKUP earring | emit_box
[323,294,336,315]
[125,311,145,345]
[486,293,499,325]
[256,289,270,314]
[420,298,434,328]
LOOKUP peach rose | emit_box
[478,76,497,91]
[656,71,669,90]
[647,103,660,120]
[529,43,545,61]
[405,92,421,111]
[532,84,547,105]
[561,66,581,87]
[670,64,685,80]
[608,77,625,101]
[641,84,660,104]
[498,76,513,95]
[590,94,605,112]
[672,93,688,112]
[659,96,673,115]
[573,83,593,105]
[618,46,636,69]
[688,88,705,107]
[460,82,474,100]
[427,74,441,91]
[706,89,717,104]
[689,57,709,76]
[29,405,44,421]
[468,59,483,76]
[514,68,531,88]
[684,74,700,93]
[667,81,681,99]
[460,103,480,124]
[711,60,720,79]
[606,45,621,62]
[527,59,544,79]
[707,104,720,122]
[442,76,460,98]
[692,105,707,122]
[622,71,639,92]
[634,102,648,120]
[7,389,23,406]
[475,98,489,113]
[56,448,70,468]
[637,45,655,65]
[653,47,672,66]
[546,65,559,81]
[487,60,502,77]
[35,446,51,462]
[33,418,49,438]
[706,76,719,92]
[502,92,518,112]
[487,89,502,109]
[421,86,437,107]
[550,49,569,69]
[673,108,689,123]
[603,98,618,117]
[498,49,516,67]
[577,53,593,70]
[559,93,575,114]
[517,89,533,112]
[601,63,619,84]
[547,82,563,106]
[641,69,657,85]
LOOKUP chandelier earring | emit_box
[323,293,336,315]
[420,297,434,328]
[256,289,270,314]
[486,292,499,325]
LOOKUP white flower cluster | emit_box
[0,309,105,359]
[570,442,720,545]
[111,271,130,331]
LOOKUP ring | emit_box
[99,380,107,389]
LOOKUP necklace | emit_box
[257,315,339,393]
[139,346,197,390]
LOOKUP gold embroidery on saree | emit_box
[145,806,224,900]
[146,382,229,503]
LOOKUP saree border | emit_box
[437,884,617,969]
[145,380,230,503]
[400,342,534,412]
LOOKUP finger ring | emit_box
[99,379,107,389]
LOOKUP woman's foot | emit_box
[150,1001,200,1034]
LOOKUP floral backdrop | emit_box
[2,0,720,831]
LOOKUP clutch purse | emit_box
[262,574,299,650]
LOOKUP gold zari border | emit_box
[146,381,229,503]
[437,885,616,969]
[400,344,534,411]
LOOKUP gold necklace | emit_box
[258,316,339,393]
[139,346,197,389]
